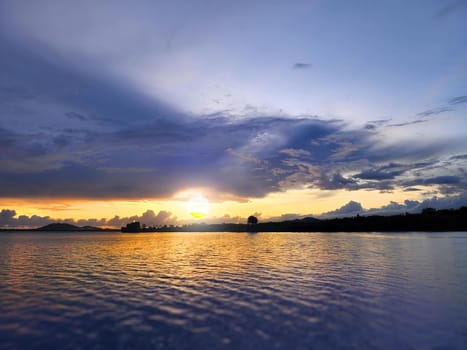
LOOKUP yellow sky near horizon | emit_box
[0,186,430,224]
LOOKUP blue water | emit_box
[0,232,466,349]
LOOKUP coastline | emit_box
[2,207,466,233]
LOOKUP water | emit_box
[1,232,466,349]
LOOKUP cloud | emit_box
[0,209,177,228]
[354,169,403,181]
[448,95,467,105]
[321,192,467,218]
[450,153,467,160]
[279,148,311,157]
[354,162,432,181]
[424,176,462,185]
[321,201,364,218]
[1,116,353,198]
[387,120,429,127]
[320,173,359,190]
[0,23,466,201]
[1,111,465,199]
[0,209,17,226]
[413,94,467,121]
[363,119,392,130]
[293,62,311,69]
[417,107,454,117]
[403,187,421,192]
[403,175,464,187]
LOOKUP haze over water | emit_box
[1,231,466,349]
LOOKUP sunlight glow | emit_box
[187,196,209,219]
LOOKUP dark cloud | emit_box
[361,141,449,164]
[354,162,432,181]
[320,173,359,190]
[355,169,404,181]
[368,119,392,124]
[0,116,344,198]
[403,175,464,187]
[425,176,462,185]
[417,106,454,117]
[413,94,467,121]
[387,119,428,127]
[293,62,311,69]
[450,153,467,160]
[321,201,363,218]
[403,187,421,192]
[1,111,465,198]
[364,124,377,130]
[448,95,467,105]
[364,119,391,130]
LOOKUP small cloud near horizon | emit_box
[293,62,312,69]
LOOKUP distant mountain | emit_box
[35,223,103,231]
[295,217,320,223]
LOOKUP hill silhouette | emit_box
[2,207,466,232]
[145,206,467,232]
[35,223,103,231]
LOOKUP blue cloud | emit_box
[448,95,467,105]
[2,110,465,198]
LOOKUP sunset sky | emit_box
[1,0,466,227]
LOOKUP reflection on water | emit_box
[1,232,466,349]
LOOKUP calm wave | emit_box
[1,232,466,349]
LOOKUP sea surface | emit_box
[0,231,466,349]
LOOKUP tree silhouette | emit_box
[247,215,258,225]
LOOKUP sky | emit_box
[1,0,467,227]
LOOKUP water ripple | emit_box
[1,231,467,349]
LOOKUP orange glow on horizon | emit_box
[0,186,434,226]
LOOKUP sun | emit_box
[187,196,209,219]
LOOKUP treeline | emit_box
[155,207,467,232]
